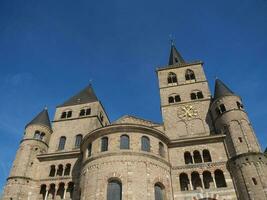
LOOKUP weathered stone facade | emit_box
[2,45,267,200]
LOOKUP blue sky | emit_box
[0,0,267,192]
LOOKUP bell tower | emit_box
[156,44,213,140]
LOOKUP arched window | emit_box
[179,173,190,191]
[203,149,212,162]
[79,109,85,116]
[67,182,74,199]
[184,152,193,164]
[141,136,150,152]
[167,72,177,84]
[61,112,67,119]
[252,177,257,185]
[87,143,92,157]
[220,104,226,113]
[193,150,202,163]
[86,108,91,115]
[58,136,66,150]
[49,165,56,177]
[107,179,122,200]
[56,183,65,199]
[101,137,108,152]
[57,164,64,176]
[40,184,47,199]
[159,142,165,157]
[120,135,130,149]
[40,132,45,140]
[154,183,165,200]
[75,134,83,148]
[203,171,213,189]
[191,91,204,100]
[185,69,196,81]
[215,169,227,187]
[64,164,71,176]
[191,171,202,190]
[175,95,181,102]
[67,111,72,118]
[34,131,41,140]
[168,96,174,104]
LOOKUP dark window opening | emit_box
[67,111,72,118]
[252,177,257,185]
[159,142,165,157]
[86,108,91,115]
[154,183,165,200]
[191,171,202,190]
[197,91,204,99]
[61,112,67,119]
[120,135,130,149]
[203,150,212,162]
[167,72,178,84]
[87,143,92,157]
[141,136,150,152]
[58,136,66,151]
[237,101,244,109]
[238,137,243,143]
[168,96,174,104]
[220,104,226,113]
[57,164,64,176]
[64,164,71,176]
[175,95,181,102]
[101,137,108,152]
[180,173,190,191]
[193,150,203,163]
[191,93,197,100]
[107,180,122,200]
[75,134,83,148]
[185,69,196,81]
[215,170,227,188]
[49,165,56,177]
[184,152,193,164]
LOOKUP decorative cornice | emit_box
[156,61,204,72]
[169,135,225,148]
[172,161,226,171]
[37,150,80,161]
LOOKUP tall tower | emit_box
[3,109,52,199]
[210,79,267,200]
[156,44,214,139]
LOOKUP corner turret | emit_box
[210,79,267,200]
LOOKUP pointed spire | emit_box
[214,79,235,100]
[168,43,185,66]
[58,85,98,107]
[26,108,51,129]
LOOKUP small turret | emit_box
[210,79,267,200]
[3,108,53,200]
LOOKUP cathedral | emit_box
[2,44,267,200]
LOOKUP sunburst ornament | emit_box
[178,105,198,120]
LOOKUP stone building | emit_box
[2,44,267,200]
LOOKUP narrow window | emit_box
[75,134,83,148]
[101,137,108,152]
[86,108,91,115]
[185,69,196,81]
[107,180,122,200]
[184,152,193,164]
[203,149,212,162]
[79,109,85,116]
[252,177,257,185]
[179,173,190,191]
[191,171,203,190]
[120,135,130,149]
[67,111,72,118]
[64,164,71,176]
[57,164,64,176]
[40,132,45,140]
[215,169,227,187]
[175,95,181,102]
[193,150,202,163]
[220,104,226,113]
[40,184,47,199]
[61,112,67,119]
[34,131,41,140]
[203,171,213,189]
[49,165,56,177]
[238,137,243,143]
[168,96,174,104]
[167,72,177,84]
[87,143,92,157]
[159,142,165,157]
[141,136,150,152]
[58,136,66,150]
[154,183,165,200]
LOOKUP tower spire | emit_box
[168,43,185,66]
[214,79,234,100]
[26,108,51,129]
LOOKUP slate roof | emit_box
[26,108,51,129]
[58,85,98,107]
[168,44,186,65]
[214,79,234,100]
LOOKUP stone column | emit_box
[212,172,217,188]
[200,174,205,189]
[189,177,193,190]
[63,185,67,199]
[44,189,48,200]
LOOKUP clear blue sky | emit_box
[0,0,267,192]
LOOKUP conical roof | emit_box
[168,44,185,65]
[26,108,51,129]
[214,79,234,100]
[58,85,98,107]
